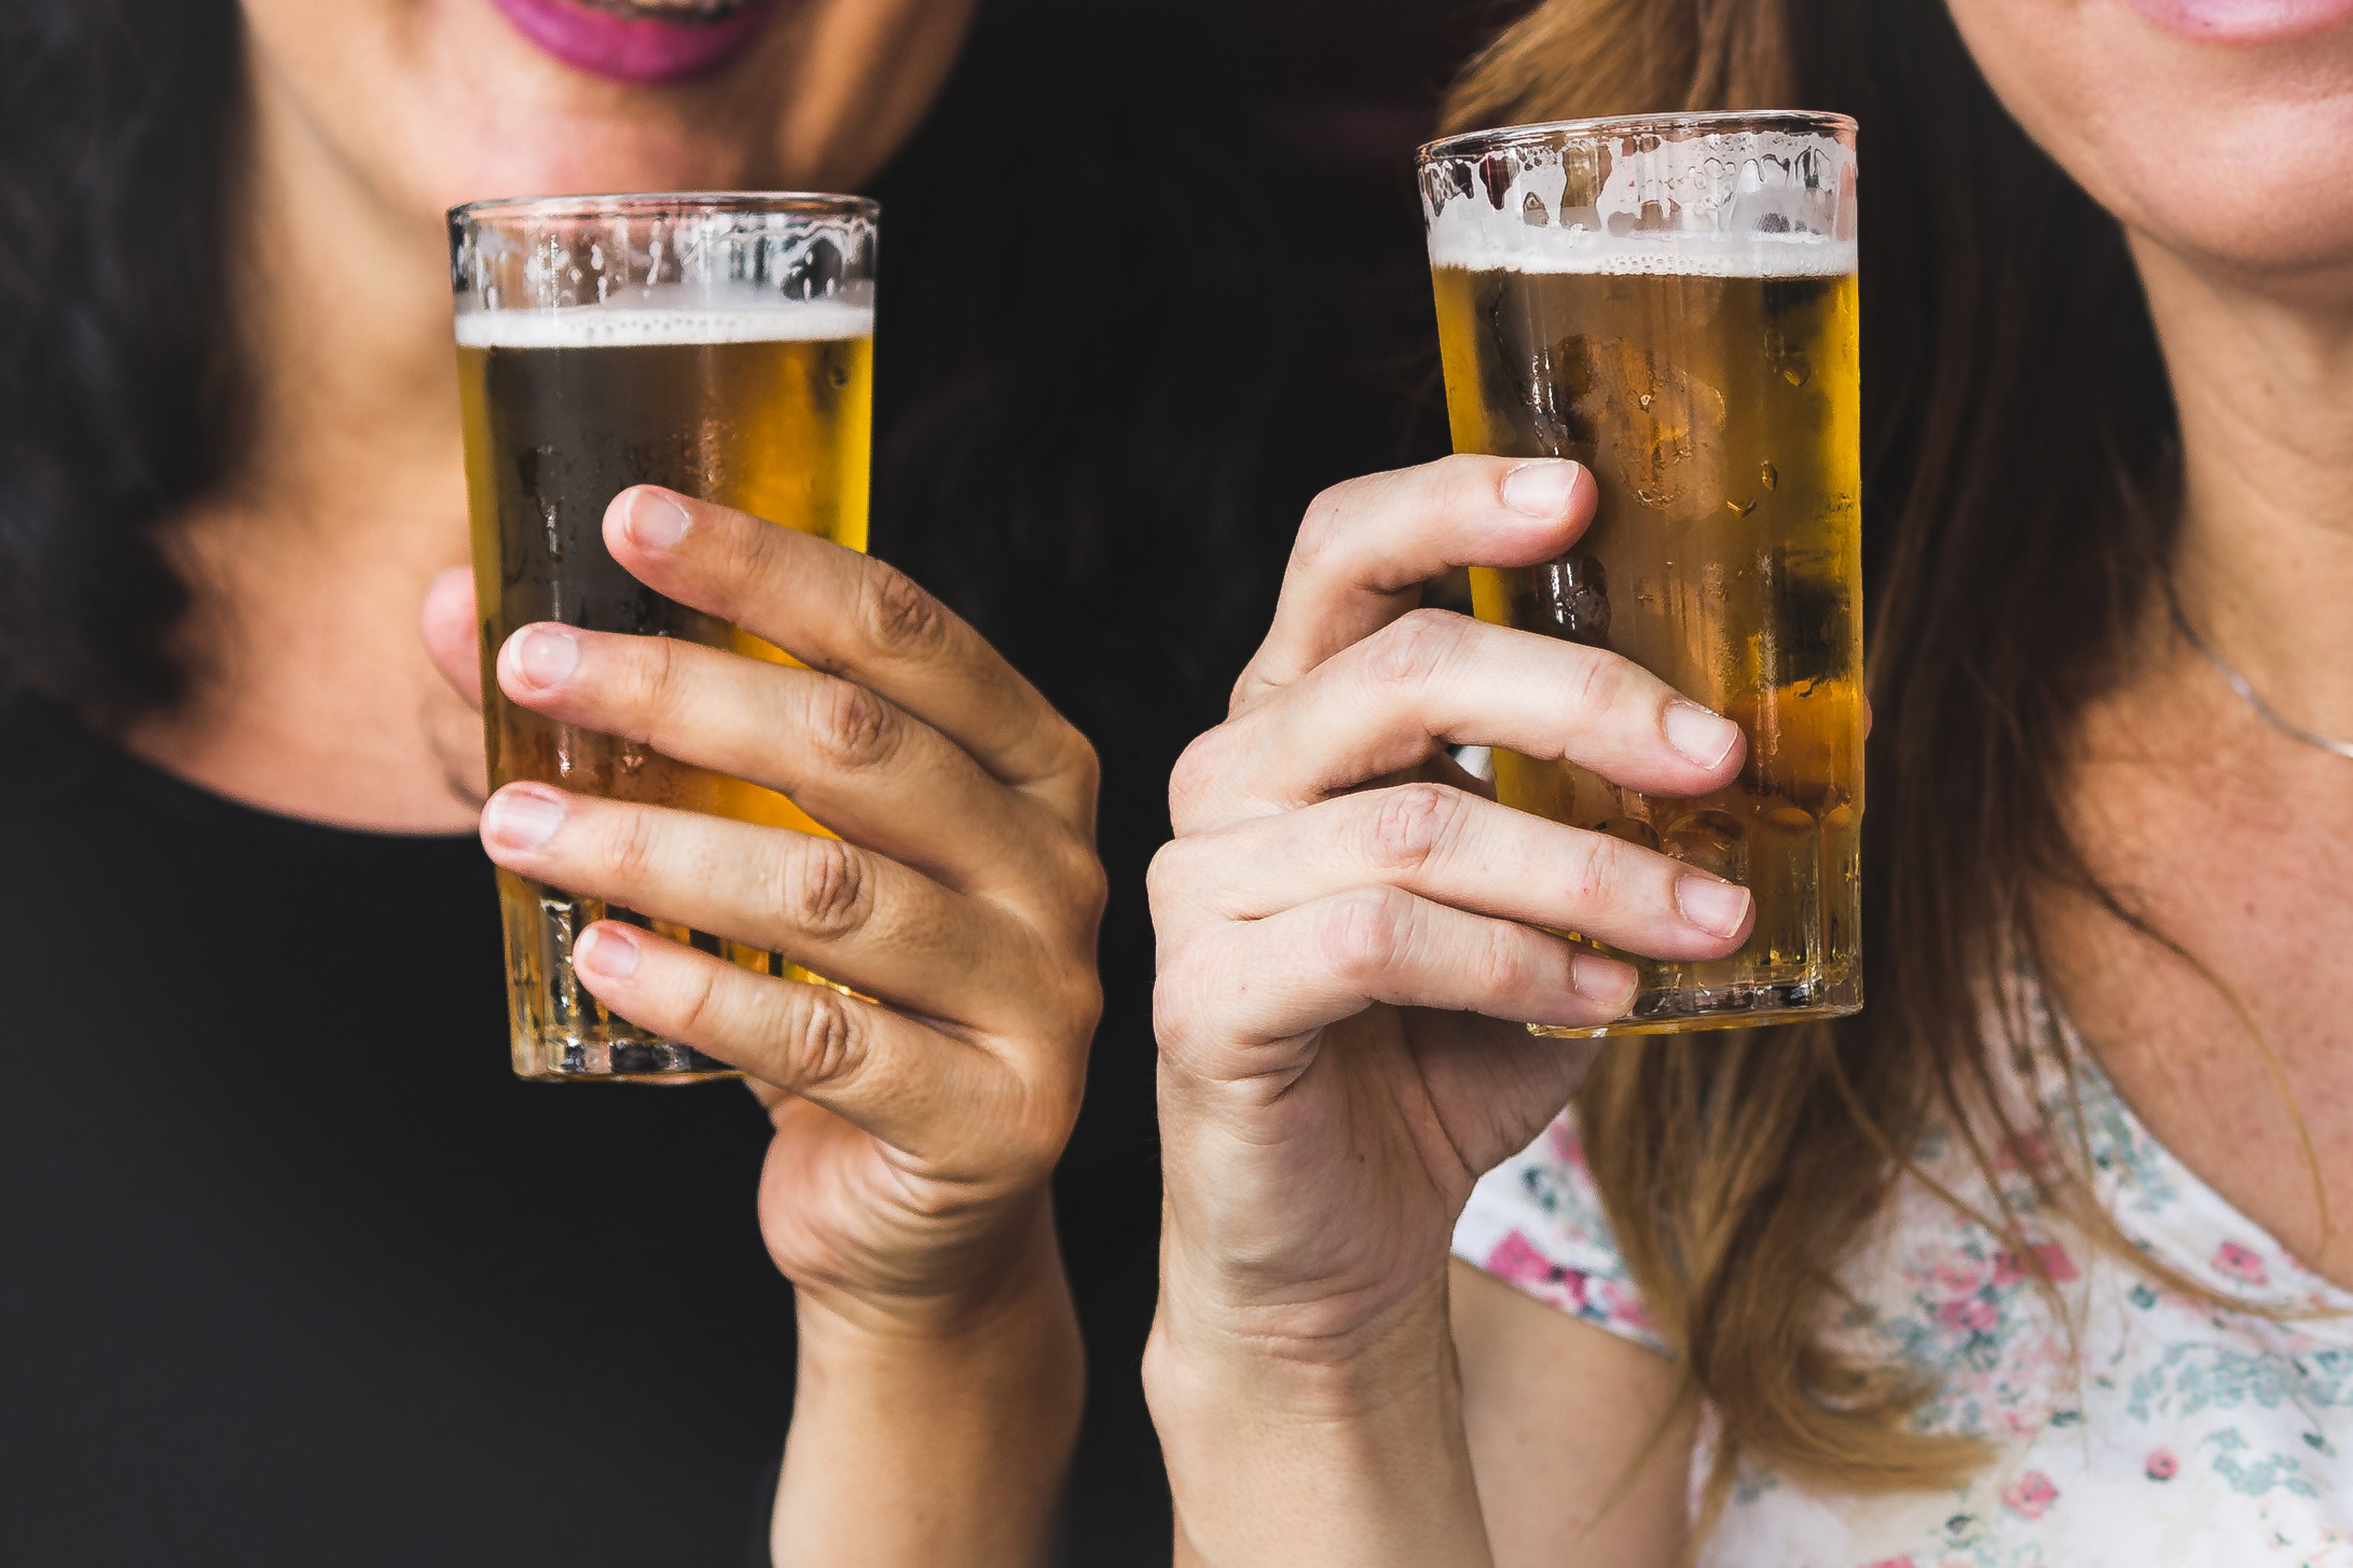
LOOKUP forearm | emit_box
[770,1200,1085,1568]
[1146,1267,1493,1568]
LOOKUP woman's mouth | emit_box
[486,0,791,84]
[2120,0,2353,43]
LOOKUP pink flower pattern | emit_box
[2212,1240,2270,1287]
[1452,989,2353,1567]
[2000,1468,2058,1520]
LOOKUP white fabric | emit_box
[1453,1010,2353,1565]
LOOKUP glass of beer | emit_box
[449,193,877,1082]
[1418,113,1862,1036]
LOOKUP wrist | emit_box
[775,1194,1084,1568]
[1146,1261,1456,1425]
[1146,1270,1490,1568]
[791,1188,1068,1353]
[1152,1223,1458,1377]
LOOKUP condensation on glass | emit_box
[449,192,877,1080]
[1419,114,1863,1036]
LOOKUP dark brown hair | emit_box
[1446,0,2187,1505]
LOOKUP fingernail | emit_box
[1677,876,1752,940]
[575,924,640,981]
[511,625,579,690]
[1571,954,1638,1013]
[1500,461,1582,518]
[625,488,691,550]
[1664,702,1742,770]
[481,785,565,852]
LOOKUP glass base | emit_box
[497,869,749,1085]
[1532,971,1863,1040]
[512,1033,742,1084]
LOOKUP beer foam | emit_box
[1428,231,1858,278]
[1423,126,1856,278]
[455,297,873,348]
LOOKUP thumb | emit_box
[420,566,483,711]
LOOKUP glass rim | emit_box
[1418,109,1856,168]
[448,191,880,228]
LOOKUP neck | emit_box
[2135,233,2353,742]
[126,40,483,832]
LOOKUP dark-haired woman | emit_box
[1148,0,2353,1562]
[0,0,1439,1562]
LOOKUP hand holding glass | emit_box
[450,193,877,1081]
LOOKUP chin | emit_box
[1954,0,2353,287]
[248,0,805,232]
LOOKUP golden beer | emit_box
[451,195,877,1080]
[1421,116,1862,1034]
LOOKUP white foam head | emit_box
[1423,125,1856,278]
[455,291,872,349]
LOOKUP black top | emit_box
[0,733,1168,1565]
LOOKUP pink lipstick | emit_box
[487,0,788,84]
[2121,0,2353,43]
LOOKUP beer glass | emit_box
[449,193,877,1081]
[1418,113,1862,1036]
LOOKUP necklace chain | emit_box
[2169,595,2353,762]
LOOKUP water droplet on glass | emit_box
[828,362,850,389]
[1760,461,1779,491]
[1727,498,1757,518]
[1781,357,1812,388]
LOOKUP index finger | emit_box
[603,486,1097,829]
[1233,454,1596,712]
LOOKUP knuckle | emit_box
[1361,783,1467,876]
[1060,838,1111,923]
[672,960,727,1040]
[1438,449,1513,507]
[1363,607,1464,688]
[1563,647,1634,718]
[1145,838,1195,914]
[1053,958,1107,1038]
[1561,829,1618,911]
[854,559,950,659]
[810,680,898,770]
[1290,483,1354,568]
[713,507,772,592]
[1060,726,1103,797]
[1152,956,1209,1059]
[1166,731,1224,824]
[600,806,663,889]
[1317,885,1416,985]
[775,835,872,941]
[1465,918,1534,999]
[631,633,690,720]
[781,987,864,1089]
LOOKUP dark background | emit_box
[862,0,1519,1559]
[0,2,1530,1565]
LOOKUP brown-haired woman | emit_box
[1147,0,2353,1561]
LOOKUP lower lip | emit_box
[487,0,786,83]
[2121,0,2353,41]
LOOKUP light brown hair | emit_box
[1444,0,2206,1517]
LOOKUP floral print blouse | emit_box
[1452,1004,2353,1565]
